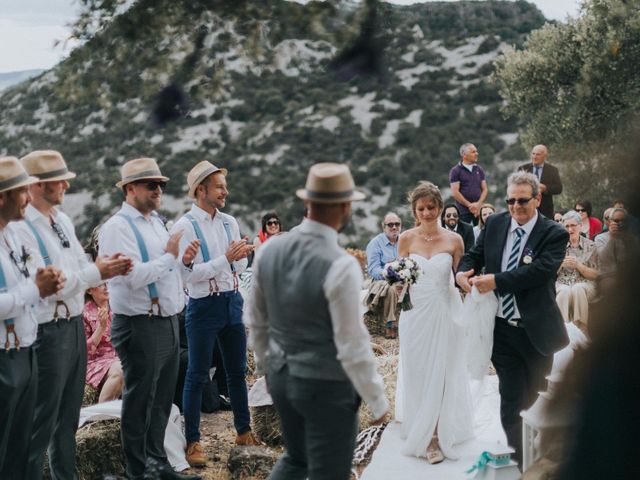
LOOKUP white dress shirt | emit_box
[13,204,102,322]
[99,202,184,317]
[171,204,247,298]
[0,224,41,348]
[497,211,538,319]
[247,219,389,420]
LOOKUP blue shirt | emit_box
[366,233,398,280]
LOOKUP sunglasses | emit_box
[266,220,280,226]
[575,208,587,212]
[50,220,71,248]
[505,197,533,206]
[135,180,166,191]
[445,213,459,219]
[384,222,401,228]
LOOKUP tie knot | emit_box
[515,227,525,238]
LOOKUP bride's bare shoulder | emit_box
[400,226,420,238]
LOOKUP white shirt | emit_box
[0,224,40,348]
[247,219,389,420]
[497,211,538,319]
[170,204,247,298]
[13,204,102,322]
[99,203,184,317]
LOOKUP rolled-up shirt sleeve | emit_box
[0,282,39,319]
[324,255,388,420]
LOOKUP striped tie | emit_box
[501,227,525,321]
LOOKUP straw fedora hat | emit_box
[116,157,170,188]
[20,150,77,182]
[296,163,365,204]
[187,161,227,198]
[0,156,40,194]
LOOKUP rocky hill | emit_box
[0,0,547,246]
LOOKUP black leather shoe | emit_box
[218,394,232,411]
[145,460,202,480]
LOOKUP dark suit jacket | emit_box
[452,221,475,253]
[518,162,562,219]
[457,211,569,356]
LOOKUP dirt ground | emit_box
[181,334,397,479]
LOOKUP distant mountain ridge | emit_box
[0,0,546,246]
[0,69,44,91]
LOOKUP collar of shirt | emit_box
[299,218,339,244]
[460,162,475,172]
[189,203,219,222]
[509,211,538,237]
[25,203,54,224]
[120,201,156,222]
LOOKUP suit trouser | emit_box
[0,346,37,479]
[491,317,552,467]
[27,316,86,480]
[111,313,179,480]
[267,365,359,480]
[183,291,249,442]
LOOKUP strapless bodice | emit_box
[410,252,453,288]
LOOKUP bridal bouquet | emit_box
[381,257,421,311]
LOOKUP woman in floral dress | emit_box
[83,283,123,402]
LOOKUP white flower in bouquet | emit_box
[404,258,414,269]
[391,260,401,270]
[400,269,412,281]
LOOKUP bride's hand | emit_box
[455,269,474,293]
[370,410,389,426]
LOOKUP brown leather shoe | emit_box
[185,441,207,467]
[235,431,261,446]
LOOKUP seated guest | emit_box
[365,213,401,338]
[554,212,564,223]
[575,200,602,239]
[253,212,282,250]
[441,203,474,252]
[366,212,401,280]
[83,283,124,403]
[473,203,495,241]
[600,207,613,233]
[556,211,599,332]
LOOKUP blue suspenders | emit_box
[117,213,162,316]
[0,261,19,351]
[184,213,238,295]
[24,219,70,321]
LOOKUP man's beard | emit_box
[338,212,352,234]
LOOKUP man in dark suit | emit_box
[456,171,569,467]
[518,144,562,219]
[441,203,475,252]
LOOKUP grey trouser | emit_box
[267,365,360,480]
[0,346,37,479]
[111,313,179,480]
[27,315,87,480]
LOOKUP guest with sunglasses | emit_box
[0,157,65,480]
[575,200,602,240]
[253,212,282,250]
[99,157,201,480]
[12,150,133,480]
[440,203,475,253]
[364,212,402,338]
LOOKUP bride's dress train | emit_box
[395,253,474,459]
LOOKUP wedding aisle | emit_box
[361,375,508,480]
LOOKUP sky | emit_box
[0,0,582,73]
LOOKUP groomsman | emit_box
[99,157,201,480]
[0,157,64,479]
[15,150,131,480]
[171,161,257,467]
[457,171,569,467]
[248,163,388,480]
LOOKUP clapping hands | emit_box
[225,237,253,264]
[96,253,133,280]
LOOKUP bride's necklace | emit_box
[420,228,438,242]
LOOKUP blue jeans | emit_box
[183,291,249,442]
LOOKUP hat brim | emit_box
[0,175,40,194]
[35,171,77,183]
[116,175,170,188]
[187,168,227,198]
[295,189,366,204]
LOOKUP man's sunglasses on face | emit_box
[385,222,401,228]
[505,197,533,206]
[135,180,167,191]
[445,213,458,219]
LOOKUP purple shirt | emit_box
[449,162,486,215]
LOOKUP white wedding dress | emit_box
[395,253,474,459]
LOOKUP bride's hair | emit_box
[408,181,443,226]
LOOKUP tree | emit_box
[493,0,640,211]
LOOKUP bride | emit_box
[395,181,474,463]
